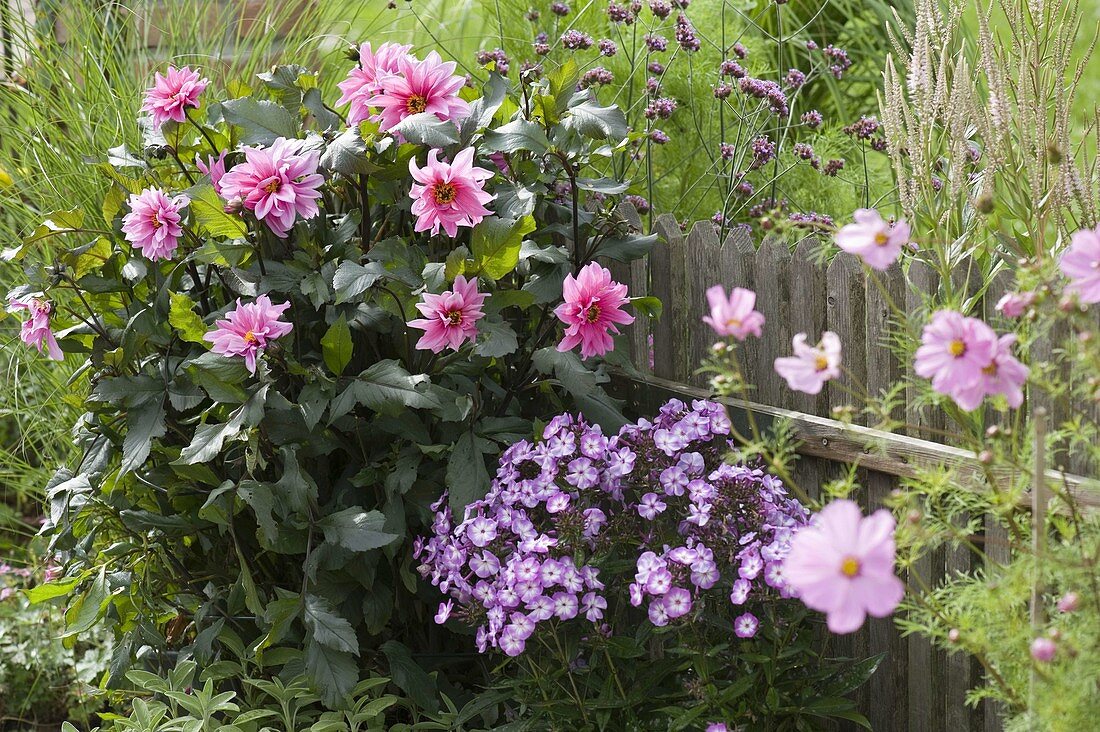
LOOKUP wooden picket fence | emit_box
[604,213,1097,731]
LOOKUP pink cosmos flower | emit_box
[408,148,494,237]
[1057,592,1079,613]
[141,65,209,130]
[773,332,842,394]
[783,499,904,634]
[995,291,1036,318]
[702,285,765,340]
[913,310,999,410]
[8,295,63,360]
[368,51,470,131]
[121,188,188,261]
[196,150,228,194]
[336,42,414,125]
[950,333,1028,411]
[1030,637,1056,662]
[554,262,635,359]
[203,295,293,374]
[219,137,325,238]
[407,275,488,353]
[834,208,911,270]
[1060,225,1100,303]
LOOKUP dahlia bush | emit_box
[419,400,876,727]
[7,41,656,708]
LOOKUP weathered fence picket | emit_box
[604,217,1098,731]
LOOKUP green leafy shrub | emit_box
[11,38,654,713]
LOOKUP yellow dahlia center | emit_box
[433,182,457,205]
[406,94,428,114]
[840,556,861,577]
[445,310,462,326]
[263,178,281,194]
[814,354,829,371]
[151,212,162,229]
[949,339,967,357]
[874,231,889,246]
[243,330,258,344]
[585,304,602,323]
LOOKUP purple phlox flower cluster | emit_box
[561,30,594,50]
[720,59,746,79]
[645,97,677,120]
[738,77,789,117]
[475,48,510,75]
[649,0,672,18]
[418,401,808,657]
[598,39,618,57]
[675,13,701,51]
[784,68,806,89]
[581,67,614,88]
[823,45,852,78]
[801,109,823,128]
[645,33,668,52]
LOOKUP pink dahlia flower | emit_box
[407,275,487,353]
[783,499,904,634]
[834,208,910,271]
[1060,225,1100,303]
[336,41,414,125]
[196,150,228,194]
[219,137,325,238]
[409,148,494,237]
[8,294,63,360]
[950,333,1028,411]
[702,285,765,340]
[203,295,293,374]
[121,188,188,261]
[368,51,470,131]
[773,332,842,395]
[913,310,999,410]
[554,262,635,359]
[141,65,209,130]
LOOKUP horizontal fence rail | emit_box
[604,212,1097,732]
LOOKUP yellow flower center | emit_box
[151,212,162,229]
[814,354,829,371]
[982,361,998,376]
[243,330,258,344]
[445,310,462,326]
[726,317,742,329]
[948,339,967,357]
[874,231,889,246]
[263,178,281,194]
[585,304,602,323]
[840,556,861,577]
[433,182,457,204]
[406,94,428,114]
